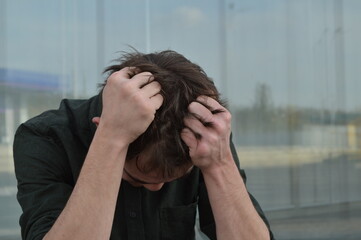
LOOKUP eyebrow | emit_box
[123,167,194,185]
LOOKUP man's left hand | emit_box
[181,96,233,172]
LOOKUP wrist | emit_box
[201,158,247,202]
[198,150,235,175]
[200,159,236,178]
[93,124,130,155]
[95,121,133,148]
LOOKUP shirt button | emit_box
[129,211,137,218]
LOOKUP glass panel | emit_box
[1,0,360,239]
[226,0,361,239]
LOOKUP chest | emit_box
[110,174,200,240]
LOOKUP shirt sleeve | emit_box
[198,135,275,240]
[13,124,74,240]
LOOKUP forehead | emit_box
[129,155,192,178]
[124,165,194,185]
[128,148,192,179]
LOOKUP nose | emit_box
[143,183,164,191]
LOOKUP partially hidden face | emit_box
[122,153,193,191]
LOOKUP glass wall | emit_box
[1,0,360,239]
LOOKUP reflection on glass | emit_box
[1,0,360,239]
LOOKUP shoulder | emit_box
[13,97,97,177]
[13,97,99,164]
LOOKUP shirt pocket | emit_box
[159,201,197,240]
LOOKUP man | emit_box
[14,50,274,240]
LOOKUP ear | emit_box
[92,117,100,127]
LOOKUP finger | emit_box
[188,102,214,126]
[114,67,139,79]
[183,116,206,139]
[149,93,164,110]
[141,81,161,98]
[181,128,198,149]
[131,72,154,88]
[196,95,225,114]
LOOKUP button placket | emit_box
[129,210,137,218]
[124,182,145,240]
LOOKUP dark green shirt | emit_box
[13,94,273,240]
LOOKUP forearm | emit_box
[202,159,270,240]
[44,128,128,240]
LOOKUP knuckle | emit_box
[224,111,232,122]
[132,92,144,104]
[153,81,161,90]
[107,71,129,87]
[219,125,229,134]
[121,79,131,88]
[140,71,152,76]
[208,134,218,144]
[141,102,152,113]
[188,102,197,110]
[107,72,118,83]
[136,71,153,80]
[119,81,133,95]
[133,94,154,114]
[213,119,230,133]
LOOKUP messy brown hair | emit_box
[102,50,224,178]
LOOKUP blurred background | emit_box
[1,0,361,239]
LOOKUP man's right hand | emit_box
[44,67,160,240]
[93,67,163,144]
